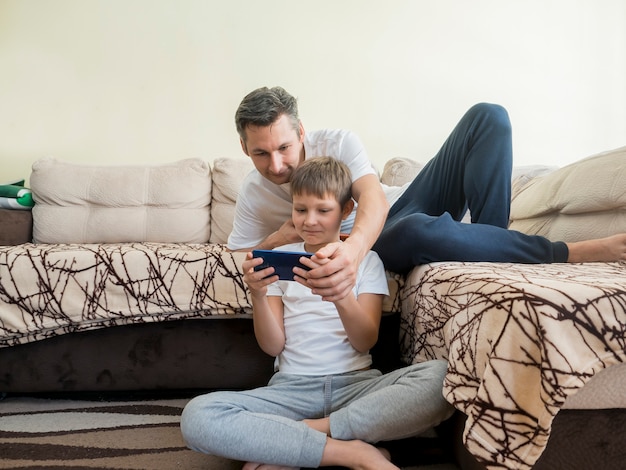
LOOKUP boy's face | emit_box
[240,114,305,186]
[292,191,353,251]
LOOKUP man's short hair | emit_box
[235,86,300,141]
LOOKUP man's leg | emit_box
[388,102,513,226]
[373,103,571,272]
[374,211,569,272]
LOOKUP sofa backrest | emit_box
[30,157,212,244]
[208,157,254,244]
[509,145,626,242]
[20,151,622,247]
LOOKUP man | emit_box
[228,86,626,300]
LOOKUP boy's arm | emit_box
[333,292,383,353]
[251,294,285,357]
[242,252,286,357]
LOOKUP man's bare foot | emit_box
[241,463,299,470]
[567,233,626,263]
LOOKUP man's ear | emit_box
[298,121,305,143]
[342,199,355,220]
[240,138,249,156]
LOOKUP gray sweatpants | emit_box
[180,360,453,468]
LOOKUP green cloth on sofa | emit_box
[0,184,34,209]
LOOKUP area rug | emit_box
[0,396,459,469]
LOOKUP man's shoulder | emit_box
[239,168,283,192]
[237,168,261,196]
[306,128,355,144]
[304,129,366,165]
[235,171,291,215]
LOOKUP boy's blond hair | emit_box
[290,157,352,207]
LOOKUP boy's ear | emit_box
[342,199,355,220]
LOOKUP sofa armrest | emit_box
[0,208,32,245]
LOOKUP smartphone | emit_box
[252,249,313,280]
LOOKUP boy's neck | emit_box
[303,236,341,253]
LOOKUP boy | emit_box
[181,157,452,470]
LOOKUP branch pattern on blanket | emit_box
[399,261,626,470]
[0,243,250,347]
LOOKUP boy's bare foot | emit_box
[566,233,626,263]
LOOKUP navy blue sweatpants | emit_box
[373,103,568,273]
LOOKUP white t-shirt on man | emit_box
[227,128,407,251]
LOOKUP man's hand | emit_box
[295,239,363,302]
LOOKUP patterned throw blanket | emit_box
[0,243,250,347]
[400,261,626,469]
[0,242,402,348]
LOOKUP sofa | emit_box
[1,148,625,470]
[0,156,406,394]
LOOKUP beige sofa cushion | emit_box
[380,157,423,186]
[31,157,211,244]
[209,157,254,244]
[509,146,626,241]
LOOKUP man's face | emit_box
[241,114,305,186]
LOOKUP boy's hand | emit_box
[242,252,278,297]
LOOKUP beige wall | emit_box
[1,0,625,183]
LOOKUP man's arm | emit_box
[227,175,299,252]
[230,218,302,252]
[298,173,389,301]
